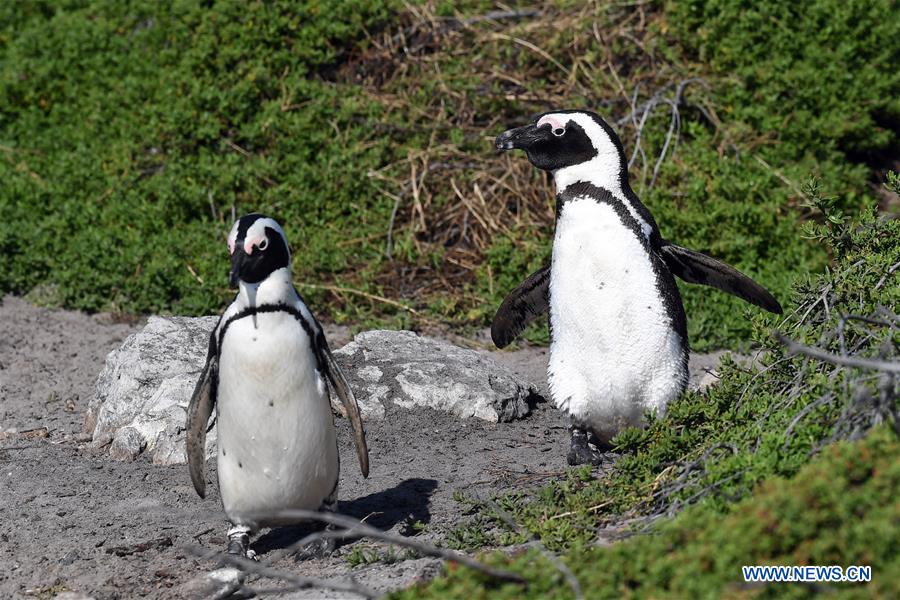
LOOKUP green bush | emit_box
[395,427,899,599]
[641,0,899,347]
[1,0,897,350]
[0,0,398,314]
[667,0,899,172]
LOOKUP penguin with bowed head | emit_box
[493,110,782,465]
[186,213,369,558]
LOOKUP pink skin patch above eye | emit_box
[243,234,267,254]
[537,114,566,131]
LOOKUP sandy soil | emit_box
[0,296,727,599]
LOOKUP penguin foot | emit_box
[226,526,257,560]
[567,428,606,466]
[291,488,338,560]
[292,522,337,561]
[293,534,336,561]
[566,444,604,466]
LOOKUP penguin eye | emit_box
[258,239,268,251]
[552,127,565,137]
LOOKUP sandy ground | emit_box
[0,296,728,599]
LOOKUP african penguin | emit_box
[492,110,782,465]
[186,213,369,558]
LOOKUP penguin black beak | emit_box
[495,123,548,151]
[229,246,246,289]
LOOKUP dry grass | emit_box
[330,1,717,316]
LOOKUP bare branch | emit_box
[616,78,706,128]
[484,499,583,600]
[776,333,900,373]
[185,546,377,598]
[649,98,680,187]
[618,78,706,186]
[384,190,403,259]
[274,509,527,585]
[297,283,422,316]
[874,260,900,291]
[460,9,542,27]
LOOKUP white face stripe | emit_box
[537,114,566,131]
[540,113,614,148]
[244,217,288,256]
[545,112,655,240]
[227,224,239,255]
[227,216,291,260]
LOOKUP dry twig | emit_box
[270,509,527,586]
[484,500,583,600]
[298,283,421,316]
[186,546,377,598]
[776,333,900,374]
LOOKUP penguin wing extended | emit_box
[314,327,370,478]
[659,242,783,314]
[491,264,551,348]
[186,330,218,499]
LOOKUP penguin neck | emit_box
[552,153,626,198]
[553,159,657,240]
[236,266,296,309]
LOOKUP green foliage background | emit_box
[1,0,399,314]
[2,0,897,350]
[2,2,897,597]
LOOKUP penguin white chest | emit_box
[548,198,686,443]
[216,311,338,529]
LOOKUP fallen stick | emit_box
[186,546,376,598]
[776,333,900,373]
[297,283,421,316]
[274,509,527,586]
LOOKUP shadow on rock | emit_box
[252,478,438,555]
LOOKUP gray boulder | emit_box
[334,330,538,422]
[86,320,539,465]
[85,316,219,465]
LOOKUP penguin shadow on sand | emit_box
[251,478,438,556]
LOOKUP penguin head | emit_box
[495,110,627,191]
[226,214,291,288]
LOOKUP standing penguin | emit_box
[186,213,369,557]
[492,110,782,465]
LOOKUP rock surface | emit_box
[335,330,540,422]
[86,319,540,465]
[85,316,218,465]
[177,567,244,599]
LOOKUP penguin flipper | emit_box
[186,330,218,499]
[491,264,551,348]
[660,243,783,314]
[315,330,370,478]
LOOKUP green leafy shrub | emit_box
[1,0,897,350]
[666,0,899,176]
[0,0,399,315]
[395,426,899,599]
